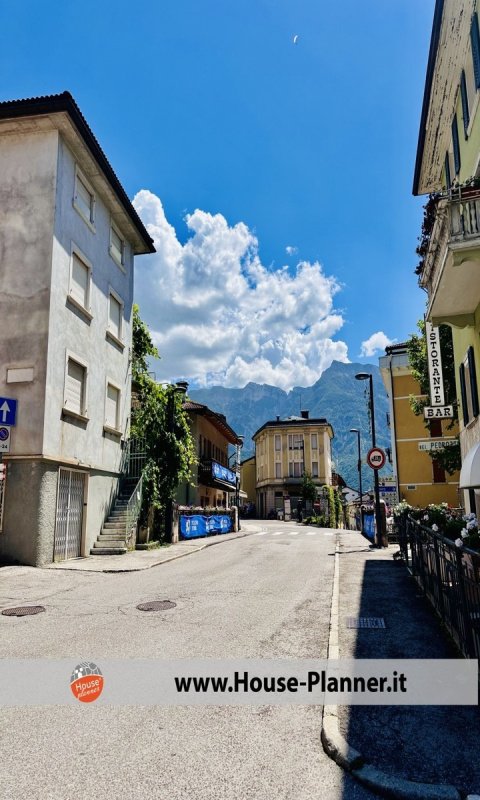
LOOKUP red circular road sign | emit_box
[366,447,386,470]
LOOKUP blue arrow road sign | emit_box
[0,397,17,426]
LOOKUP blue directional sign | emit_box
[0,397,17,426]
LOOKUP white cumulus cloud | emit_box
[133,190,349,390]
[360,331,396,358]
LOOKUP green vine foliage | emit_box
[415,193,440,277]
[334,489,343,528]
[131,305,197,522]
[301,471,317,505]
[406,319,461,474]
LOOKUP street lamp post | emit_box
[349,428,363,531]
[355,372,384,548]
[235,435,244,510]
[165,380,189,542]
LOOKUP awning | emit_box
[459,441,480,488]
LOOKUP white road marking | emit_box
[306,531,318,536]
[254,531,268,536]
[289,531,300,536]
[272,532,284,536]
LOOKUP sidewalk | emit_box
[43,521,262,573]
[323,529,480,800]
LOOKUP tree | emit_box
[130,305,196,531]
[406,319,461,474]
[301,471,317,506]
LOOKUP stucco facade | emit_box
[414,1,480,511]
[0,93,154,565]
[253,413,334,519]
[379,344,460,508]
[176,401,241,508]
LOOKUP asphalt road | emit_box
[0,520,377,800]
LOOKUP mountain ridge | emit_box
[189,360,392,490]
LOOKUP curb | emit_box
[320,537,465,800]
[43,527,259,574]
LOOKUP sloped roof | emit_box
[0,91,155,253]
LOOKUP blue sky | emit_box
[2,0,435,389]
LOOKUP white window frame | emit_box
[312,461,319,478]
[68,243,93,319]
[63,351,89,421]
[106,287,125,349]
[274,434,281,451]
[275,462,282,479]
[288,433,304,450]
[73,167,95,231]
[109,221,127,271]
[311,433,318,451]
[104,379,122,436]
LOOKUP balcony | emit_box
[420,187,480,327]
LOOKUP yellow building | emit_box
[380,343,460,507]
[240,455,256,505]
[252,411,334,519]
[177,401,241,507]
[414,0,480,513]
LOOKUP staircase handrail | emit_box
[126,475,143,538]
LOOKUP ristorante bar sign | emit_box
[212,461,236,486]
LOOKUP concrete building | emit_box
[239,455,256,506]
[0,92,154,565]
[414,1,480,513]
[380,343,460,507]
[252,411,334,518]
[177,401,242,507]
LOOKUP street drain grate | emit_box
[1,605,46,617]
[346,617,386,629]
[136,600,176,612]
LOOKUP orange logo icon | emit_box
[70,662,104,703]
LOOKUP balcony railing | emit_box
[420,187,480,295]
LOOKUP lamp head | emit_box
[355,372,370,381]
[350,428,359,433]
[175,380,189,395]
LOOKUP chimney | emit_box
[276,415,280,421]
[301,410,309,419]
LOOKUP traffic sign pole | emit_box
[368,375,384,548]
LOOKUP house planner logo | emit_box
[70,662,104,703]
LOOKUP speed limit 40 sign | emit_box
[366,447,386,470]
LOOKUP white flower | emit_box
[431,524,439,532]
[455,538,464,548]
[461,529,469,538]
[467,521,476,530]
[423,514,429,521]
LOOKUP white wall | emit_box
[0,129,58,455]
[44,136,133,471]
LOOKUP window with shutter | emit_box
[460,362,469,425]
[108,294,122,341]
[432,458,446,484]
[444,152,451,189]
[110,226,125,267]
[468,346,479,417]
[65,359,86,415]
[74,172,95,225]
[105,384,120,430]
[461,70,470,136]
[471,12,480,89]
[70,253,90,309]
[452,115,461,175]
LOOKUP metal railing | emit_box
[397,515,480,659]
[126,475,143,539]
[120,437,147,479]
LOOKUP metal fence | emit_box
[120,437,147,479]
[397,515,480,659]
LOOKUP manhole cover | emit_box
[1,605,46,617]
[346,617,385,629]
[136,600,176,612]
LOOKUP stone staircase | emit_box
[90,479,137,555]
